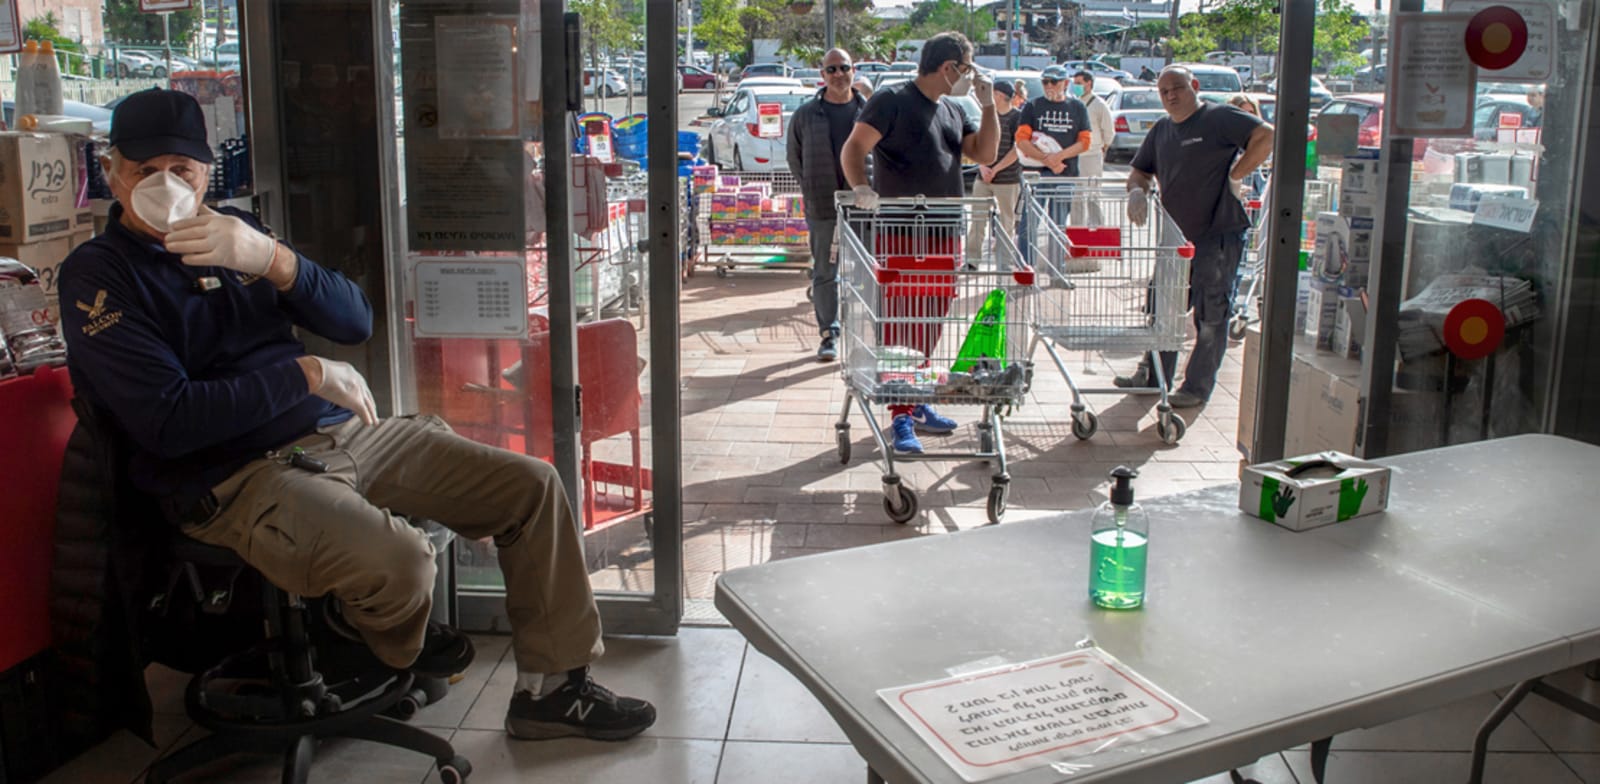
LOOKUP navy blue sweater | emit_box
[57,203,373,498]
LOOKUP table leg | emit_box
[1469,679,1537,784]
[867,767,886,784]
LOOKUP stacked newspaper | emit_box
[1397,272,1539,360]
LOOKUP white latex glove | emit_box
[973,73,995,108]
[852,184,880,211]
[165,210,277,276]
[1127,187,1150,227]
[1229,177,1247,202]
[309,356,378,426]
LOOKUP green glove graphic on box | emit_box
[952,289,1007,373]
[1338,477,1370,521]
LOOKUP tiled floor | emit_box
[667,267,1251,606]
[50,629,1600,783]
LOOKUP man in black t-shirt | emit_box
[840,31,999,454]
[1118,65,1274,408]
[788,48,868,362]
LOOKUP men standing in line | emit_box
[1117,66,1274,409]
[968,80,1023,267]
[840,31,998,454]
[788,48,868,362]
[1070,69,1114,226]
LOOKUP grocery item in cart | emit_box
[0,258,67,373]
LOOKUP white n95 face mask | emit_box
[129,171,200,234]
[947,69,973,98]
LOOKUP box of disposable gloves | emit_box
[1240,451,1390,531]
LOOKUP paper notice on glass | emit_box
[406,138,526,252]
[1389,13,1476,138]
[1445,0,1554,81]
[0,1,20,55]
[435,15,519,139]
[521,0,541,102]
[413,257,529,339]
[1473,194,1538,233]
[879,648,1208,782]
[757,103,783,138]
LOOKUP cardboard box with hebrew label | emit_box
[1241,451,1390,531]
[0,133,78,243]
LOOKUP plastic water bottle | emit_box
[1089,466,1149,609]
[0,258,67,373]
[35,40,64,116]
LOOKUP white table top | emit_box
[715,435,1596,784]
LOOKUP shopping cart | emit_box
[697,169,812,279]
[1228,178,1335,340]
[1020,175,1195,445]
[833,194,1035,525]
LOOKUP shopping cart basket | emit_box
[833,193,1036,524]
[1021,175,1195,445]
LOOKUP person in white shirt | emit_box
[1070,70,1114,225]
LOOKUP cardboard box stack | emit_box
[696,164,810,247]
[0,132,97,336]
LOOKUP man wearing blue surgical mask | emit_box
[58,88,658,744]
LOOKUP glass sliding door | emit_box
[376,0,681,635]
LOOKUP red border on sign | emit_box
[0,1,22,55]
[895,651,1185,769]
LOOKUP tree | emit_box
[569,0,633,73]
[103,0,201,47]
[908,0,995,42]
[698,0,745,100]
[1166,13,1217,62]
[1313,0,1370,76]
[23,13,88,75]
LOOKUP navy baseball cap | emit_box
[992,80,1014,97]
[109,88,214,164]
[1041,65,1069,81]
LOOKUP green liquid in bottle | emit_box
[1089,528,1148,609]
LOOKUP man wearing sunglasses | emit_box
[789,49,869,362]
[839,31,999,454]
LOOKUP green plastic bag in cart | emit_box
[952,289,1007,373]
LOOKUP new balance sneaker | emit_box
[891,414,924,454]
[505,669,657,741]
[817,334,838,362]
[910,404,957,434]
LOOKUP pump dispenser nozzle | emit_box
[1109,465,1137,506]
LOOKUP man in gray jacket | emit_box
[787,47,866,361]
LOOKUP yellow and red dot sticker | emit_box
[1464,5,1528,70]
[1443,298,1506,360]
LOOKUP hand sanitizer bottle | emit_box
[1089,466,1148,609]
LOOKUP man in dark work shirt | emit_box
[788,48,868,362]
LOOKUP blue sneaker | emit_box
[910,404,958,434]
[891,415,924,453]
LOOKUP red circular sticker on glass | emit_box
[1465,6,1529,71]
[1443,298,1506,360]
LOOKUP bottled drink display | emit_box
[0,258,67,374]
[1089,465,1149,609]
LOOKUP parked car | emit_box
[1198,91,1277,123]
[793,68,823,90]
[739,63,791,81]
[703,84,812,171]
[854,61,890,76]
[1106,87,1165,162]
[736,76,804,91]
[1266,76,1332,109]
[3,99,113,133]
[1314,94,1429,159]
[887,62,917,74]
[1474,96,1536,139]
[678,64,723,90]
[1172,62,1244,93]
[203,41,240,70]
[583,68,627,97]
[1062,59,1132,82]
[112,50,156,77]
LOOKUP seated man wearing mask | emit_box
[58,89,656,742]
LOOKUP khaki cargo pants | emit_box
[183,414,604,675]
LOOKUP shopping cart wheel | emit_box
[882,483,919,524]
[836,426,851,464]
[1157,413,1187,445]
[1228,317,1248,341]
[986,480,1010,525]
[1071,411,1099,441]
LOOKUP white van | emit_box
[1173,62,1243,93]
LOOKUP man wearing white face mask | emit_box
[840,31,999,455]
[58,89,657,743]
